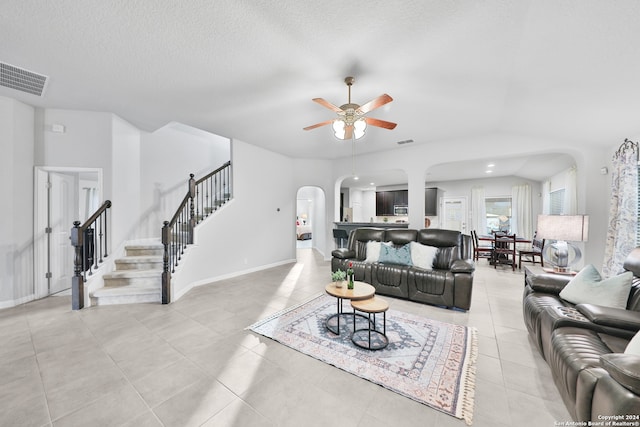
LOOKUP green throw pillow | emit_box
[559,264,632,309]
[378,243,413,266]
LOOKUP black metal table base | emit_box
[325,297,371,335]
[351,311,388,350]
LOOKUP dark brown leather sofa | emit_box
[331,228,475,310]
[522,248,640,421]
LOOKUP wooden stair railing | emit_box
[70,200,112,310]
[162,161,232,304]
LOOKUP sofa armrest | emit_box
[332,248,355,259]
[450,259,475,273]
[527,272,572,295]
[576,304,640,332]
[600,354,640,395]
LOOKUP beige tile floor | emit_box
[0,248,571,426]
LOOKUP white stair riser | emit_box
[91,293,161,306]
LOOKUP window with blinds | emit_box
[549,189,565,215]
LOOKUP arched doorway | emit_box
[296,186,327,255]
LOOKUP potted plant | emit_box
[331,269,346,288]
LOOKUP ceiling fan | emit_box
[303,76,397,140]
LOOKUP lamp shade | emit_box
[536,215,589,242]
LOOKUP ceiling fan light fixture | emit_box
[332,118,366,140]
[304,76,394,139]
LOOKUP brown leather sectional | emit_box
[331,228,475,311]
[523,248,640,421]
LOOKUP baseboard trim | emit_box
[0,294,36,310]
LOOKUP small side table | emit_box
[324,282,375,335]
[351,296,389,350]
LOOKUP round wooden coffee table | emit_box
[324,281,375,335]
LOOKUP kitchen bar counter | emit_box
[334,222,409,234]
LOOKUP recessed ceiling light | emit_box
[485,170,493,174]
[370,182,375,186]
[487,163,495,168]
[354,176,359,180]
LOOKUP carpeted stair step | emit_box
[103,269,162,287]
[114,255,163,271]
[125,243,164,257]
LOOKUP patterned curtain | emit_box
[603,139,639,277]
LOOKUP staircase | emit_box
[91,241,163,306]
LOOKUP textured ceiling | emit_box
[2,0,640,168]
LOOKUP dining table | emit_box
[478,235,531,244]
[478,234,532,267]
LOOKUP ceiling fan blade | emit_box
[364,117,397,130]
[356,94,393,114]
[312,98,343,113]
[344,124,354,140]
[303,120,334,131]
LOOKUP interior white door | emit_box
[442,197,467,233]
[49,172,76,294]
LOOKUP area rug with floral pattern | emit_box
[246,293,477,425]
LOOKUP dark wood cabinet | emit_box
[425,187,438,216]
[376,190,408,216]
[394,190,408,207]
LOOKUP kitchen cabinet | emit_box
[425,187,438,216]
[376,190,408,216]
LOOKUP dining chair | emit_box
[471,230,493,261]
[493,233,517,271]
[518,232,545,269]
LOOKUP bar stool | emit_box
[332,229,349,248]
[350,296,389,350]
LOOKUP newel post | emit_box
[70,221,84,310]
[161,220,171,304]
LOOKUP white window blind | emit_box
[550,189,565,215]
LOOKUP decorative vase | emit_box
[335,280,344,288]
[347,272,354,289]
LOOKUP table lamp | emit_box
[536,214,589,273]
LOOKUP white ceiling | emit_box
[2,1,639,171]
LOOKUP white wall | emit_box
[39,109,114,197]
[111,116,142,245]
[0,97,35,306]
[139,123,231,239]
[171,139,297,299]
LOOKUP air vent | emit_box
[396,139,414,145]
[0,62,48,96]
